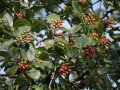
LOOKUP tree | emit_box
[0,0,120,89]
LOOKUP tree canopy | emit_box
[0,0,120,90]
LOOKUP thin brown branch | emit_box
[58,74,80,90]
[0,0,19,18]
[49,59,57,90]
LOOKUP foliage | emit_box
[0,0,120,90]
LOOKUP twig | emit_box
[58,74,80,90]
[49,60,57,90]
[0,0,19,18]
[8,0,43,7]
[84,0,101,11]
[29,33,45,44]
[16,85,19,90]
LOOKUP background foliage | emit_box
[0,0,120,90]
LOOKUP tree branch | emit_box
[0,0,19,18]
[49,59,57,90]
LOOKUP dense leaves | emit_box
[0,0,120,90]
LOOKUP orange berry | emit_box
[27,58,30,62]
[25,65,28,68]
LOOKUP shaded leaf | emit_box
[42,60,54,69]
[43,40,54,49]
[27,68,40,80]
[70,25,81,34]
[14,18,31,27]
[0,51,11,58]
[15,76,27,85]
[74,36,89,49]
[7,66,18,77]
[72,1,82,17]
[97,67,108,75]
[30,85,43,90]
[39,52,49,60]
[0,39,16,50]
[15,26,31,37]
[3,13,13,27]
[97,22,103,36]
[27,44,35,60]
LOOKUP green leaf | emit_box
[59,27,69,32]
[108,47,119,61]
[8,85,16,90]
[72,1,82,17]
[39,52,49,60]
[14,19,31,27]
[27,44,35,60]
[0,51,11,58]
[27,68,40,80]
[70,25,81,34]
[32,61,45,68]
[3,13,13,27]
[42,60,54,69]
[55,37,69,48]
[7,66,18,77]
[74,36,89,49]
[97,67,108,75]
[31,19,47,33]
[0,39,16,50]
[67,48,79,58]
[47,14,60,22]
[37,47,46,52]
[96,22,103,36]
[15,76,27,85]
[43,40,55,49]
[15,26,31,37]
[30,85,43,90]
[110,34,120,40]
[88,38,98,45]
[20,48,27,60]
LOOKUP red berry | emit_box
[109,24,112,28]
[67,66,71,69]
[56,33,59,36]
[109,21,113,24]
[28,65,31,68]
[62,72,66,75]
[65,71,68,74]
[96,34,99,37]
[22,66,26,71]
[27,58,30,62]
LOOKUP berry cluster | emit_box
[107,18,113,28]
[18,58,31,71]
[88,33,99,40]
[25,35,31,43]
[102,46,109,57]
[81,0,86,3]
[59,61,71,76]
[70,38,75,43]
[98,35,111,46]
[83,45,94,60]
[19,30,31,43]
[56,32,62,38]
[82,12,96,25]
[17,13,23,18]
[50,19,62,30]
